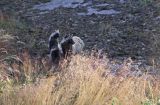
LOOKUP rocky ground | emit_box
[1,0,160,65]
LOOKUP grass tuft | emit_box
[0,54,160,105]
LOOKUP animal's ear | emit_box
[68,38,75,44]
[55,29,60,33]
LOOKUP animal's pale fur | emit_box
[72,36,85,54]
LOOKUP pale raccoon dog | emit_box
[72,36,85,54]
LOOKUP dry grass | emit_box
[0,54,160,105]
[1,1,160,104]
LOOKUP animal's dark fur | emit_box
[49,31,60,51]
[48,30,61,67]
[48,31,84,67]
[50,47,61,65]
[60,36,75,58]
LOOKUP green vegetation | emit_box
[140,0,152,5]
[0,19,27,33]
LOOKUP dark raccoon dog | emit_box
[60,35,85,58]
[48,30,62,65]
[48,30,60,51]
[60,36,75,58]
[50,47,61,65]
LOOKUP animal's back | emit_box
[72,36,85,54]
